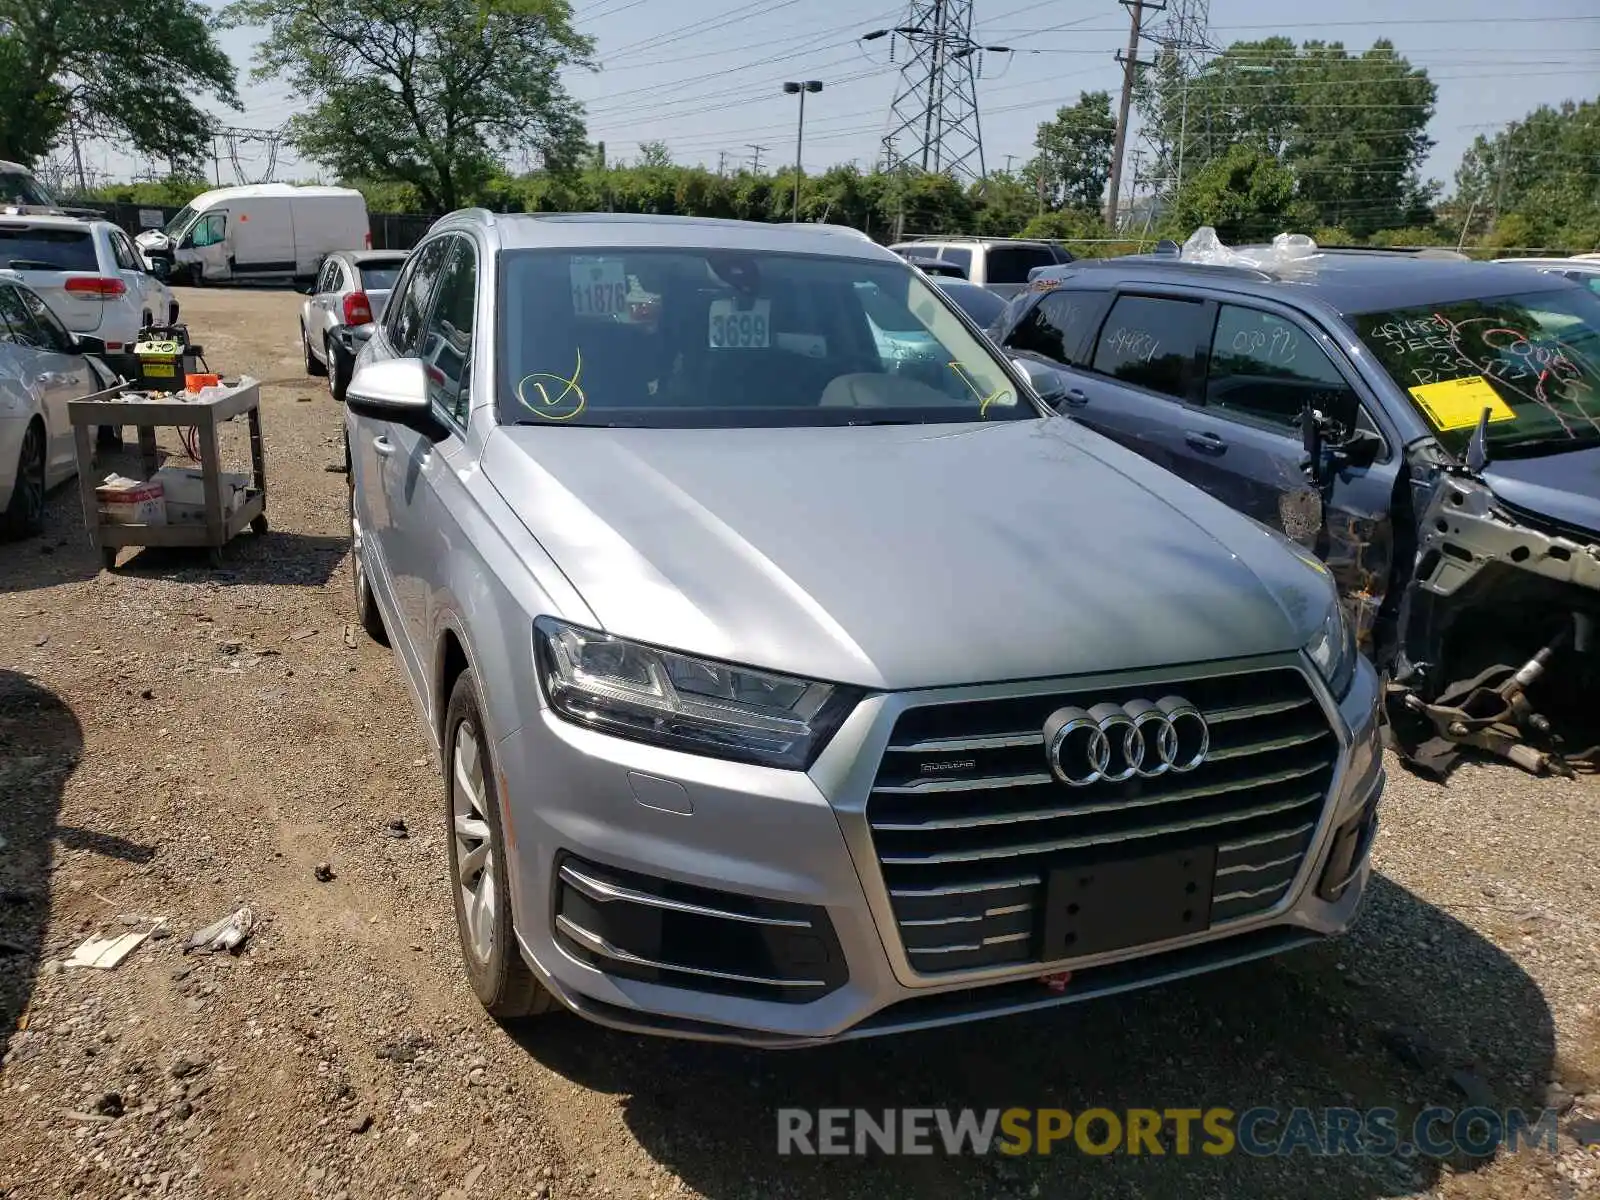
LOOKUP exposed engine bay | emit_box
[1383,465,1600,778]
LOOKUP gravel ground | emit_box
[0,285,1597,1200]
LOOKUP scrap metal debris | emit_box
[183,907,255,955]
[64,921,166,970]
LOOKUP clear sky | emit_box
[88,0,1598,196]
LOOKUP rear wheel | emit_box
[0,420,46,538]
[444,669,552,1021]
[302,323,326,377]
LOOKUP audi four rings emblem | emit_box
[1043,697,1210,787]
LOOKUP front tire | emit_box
[302,323,326,377]
[444,670,552,1021]
[1,420,47,538]
[349,485,387,645]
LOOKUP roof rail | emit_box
[432,207,497,230]
[1312,244,1469,261]
[1059,256,1276,282]
[902,233,1058,245]
[796,222,876,242]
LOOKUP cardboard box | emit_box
[96,475,166,526]
[151,466,248,525]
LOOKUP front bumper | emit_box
[495,653,1384,1046]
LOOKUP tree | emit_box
[1028,91,1115,212]
[0,1,237,170]
[1454,98,1600,250]
[636,140,672,168]
[1172,144,1314,242]
[1138,38,1436,237]
[970,171,1040,238]
[221,0,594,213]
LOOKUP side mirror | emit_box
[73,333,108,357]
[1010,355,1067,404]
[346,359,440,434]
[1331,427,1383,471]
[1300,400,1326,483]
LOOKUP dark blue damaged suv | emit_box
[990,248,1600,774]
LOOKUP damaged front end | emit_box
[1385,464,1600,778]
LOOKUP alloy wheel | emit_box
[451,720,497,965]
[16,423,45,527]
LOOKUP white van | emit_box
[134,184,370,285]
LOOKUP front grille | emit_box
[867,666,1338,975]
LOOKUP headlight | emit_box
[1305,597,1358,700]
[534,618,860,769]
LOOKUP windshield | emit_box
[0,226,98,272]
[0,170,58,208]
[497,248,1030,428]
[162,205,197,237]
[359,264,403,292]
[1352,285,1600,458]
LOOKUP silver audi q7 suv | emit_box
[343,211,1384,1046]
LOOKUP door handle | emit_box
[1061,387,1089,407]
[373,435,396,457]
[1184,431,1228,454]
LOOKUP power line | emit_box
[747,143,769,171]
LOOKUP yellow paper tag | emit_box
[142,361,176,377]
[1407,376,1516,431]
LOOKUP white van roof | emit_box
[186,183,367,211]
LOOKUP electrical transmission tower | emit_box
[864,2,1010,184]
[219,127,284,186]
[1139,0,1215,206]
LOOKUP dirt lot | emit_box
[1,285,1597,1200]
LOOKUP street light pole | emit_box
[783,80,823,223]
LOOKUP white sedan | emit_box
[0,279,113,536]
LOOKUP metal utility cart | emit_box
[68,377,268,570]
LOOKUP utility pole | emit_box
[67,115,87,197]
[747,143,768,172]
[1107,0,1163,230]
[717,150,727,176]
[1003,153,1015,174]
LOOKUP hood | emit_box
[135,230,171,250]
[1484,445,1600,541]
[482,418,1335,690]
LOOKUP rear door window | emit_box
[1006,289,1113,367]
[0,225,99,272]
[986,245,1057,284]
[108,231,141,272]
[1205,304,1362,432]
[1089,293,1210,400]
